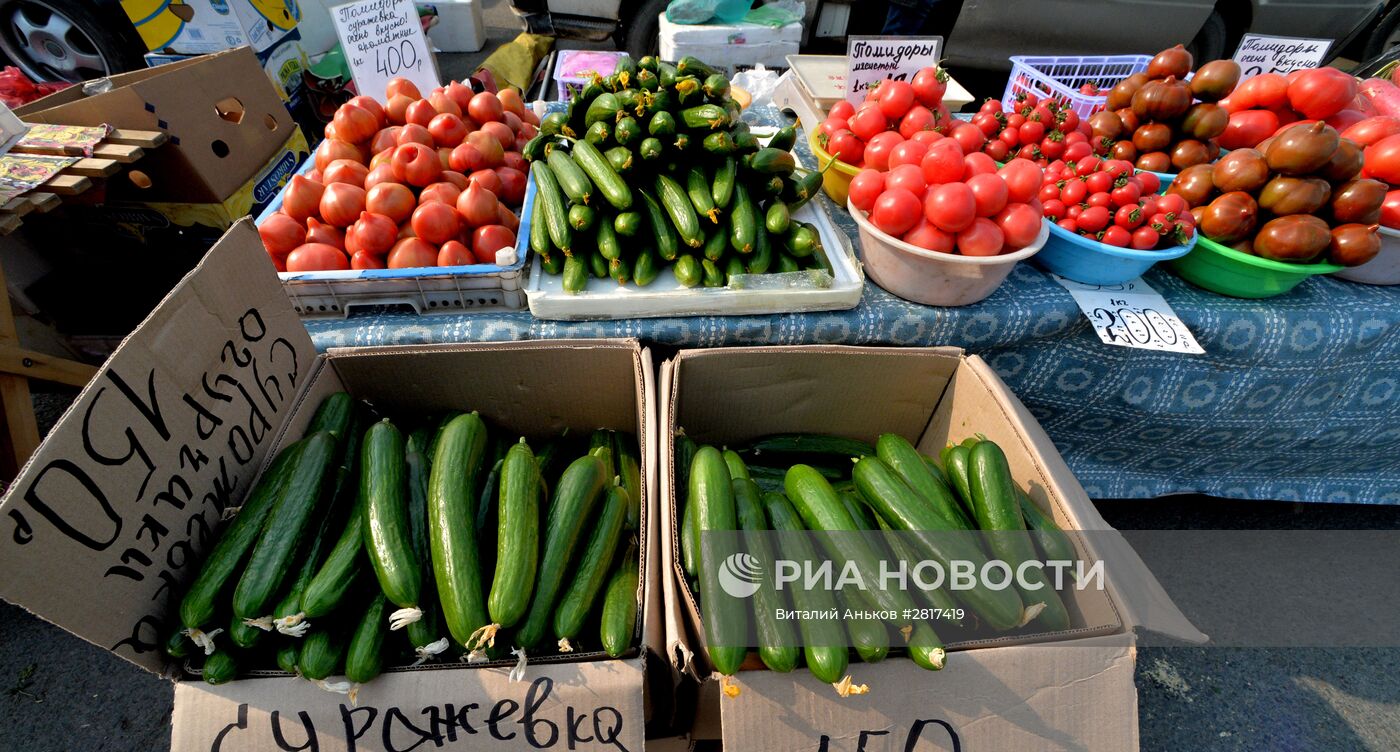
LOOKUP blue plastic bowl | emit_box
[1033,218,1197,285]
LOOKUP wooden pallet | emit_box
[0,128,164,234]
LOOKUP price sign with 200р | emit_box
[1054,276,1205,354]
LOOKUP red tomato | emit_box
[1007,112,1028,129]
[1114,204,1144,229]
[886,163,927,196]
[1136,171,1161,195]
[1084,171,1112,195]
[1042,198,1067,220]
[850,106,890,142]
[411,201,460,244]
[469,168,503,196]
[995,203,1041,249]
[999,159,1043,204]
[437,239,475,266]
[1058,109,1081,134]
[849,169,887,212]
[864,131,905,171]
[950,122,988,154]
[392,142,442,187]
[1057,179,1085,205]
[258,212,305,255]
[1076,205,1110,233]
[286,243,350,271]
[1063,141,1093,163]
[980,98,1003,115]
[495,167,527,206]
[878,81,917,120]
[1040,135,1066,160]
[924,183,977,232]
[984,139,1011,161]
[903,219,956,252]
[467,92,505,123]
[387,237,437,268]
[911,67,947,107]
[1131,226,1159,250]
[999,128,1021,148]
[1110,180,1141,207]
[1288,68,1358,119]
[1363,134,1400,184]
[828,130,866,165]
[899,106,937,139]
[1075,156,1102,177]
[1219,110,1281,150]
[1039,182,1063,203]
[921,141,965,185]
[966,174,1009,217]
[472,224,516,263]
[1087,192,1112,209]
[819,116,847,141]
[320,183,366,227]
[957,217,1005,256]
[1057,218,1079,233]
[829,100,856,121]
[1066,204,1084,220]
[1382,189,1400,229]
[1342,116,1400,146]
[962,152,999,179]
[910,130,944,146]
[1325,108,1367,132]
[889,140,930,169]
[870,188,922,236]
[1019,120,1046,146]
[1101,225,1131,247]
[1237,73,1289,110]
[973,111,1002,137]
[1157,193,1189,217]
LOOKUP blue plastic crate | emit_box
[1004,55,1151,117]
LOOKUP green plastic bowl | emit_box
[1167,235,1344,298]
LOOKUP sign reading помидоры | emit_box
[845,36,942,105]
[332,0,440,100]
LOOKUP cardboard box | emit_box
[122,0,302,56]
[145,29,310,114]
[16,47,300,205]
[658,346,1203,749]
[0,220,664,751]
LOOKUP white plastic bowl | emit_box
[1333,224,1400,286]
[848,199,1049,307]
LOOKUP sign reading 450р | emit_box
[845,36,943,105]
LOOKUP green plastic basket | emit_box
[1167,234,1343,298]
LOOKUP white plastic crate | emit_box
[1003,55,1151,117]
[254,159,529,318]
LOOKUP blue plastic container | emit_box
[1033,219,1197,285]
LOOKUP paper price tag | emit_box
[331,0,440,102]
[1232,34,1332,77]
[1054,275,1204,354]
[845,36,942,105]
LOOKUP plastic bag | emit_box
[0,66,70,109]
[744,0,803,27]
[732,65,782,109]
[666,0,753,25]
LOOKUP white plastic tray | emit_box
[255,158,529,318]
[784,54,974,111]
[522,184,865,321]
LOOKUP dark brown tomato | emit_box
[1255,135,1277,155]
[1258,176,1332,216]
[1166,164,1216,208]
[1318,138,1363,183]
[1115,107,1141,133]
[1171,139,1212,170]
[1265,121,1341,176]
[1107,73,1151,111]
[1328,223,1382,266]
[1230,237,1256,255]
[1189,60,1242,103]
[1253,215,1332,262]
[1132,78,1193,121]
[1133,123,1173,153]
[1330,178,1387,224]
[1207,140,1222,160]
[1200,191,1259,243]
[1191,205,1207,225]
[1110,140,1139,162]
[1090,111,1124,140]
[1136,151,1172,173]
[1148,45,1193,80]
[1180,103,1229,141]
[1211,149,1270,193]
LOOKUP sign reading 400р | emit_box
[332,0,441,101]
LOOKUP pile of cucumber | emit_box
[677,432,1078,692]
[167,392,642,687]
[524,55,835,293]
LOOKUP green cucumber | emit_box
[729,183,756,254]
[276,643,300,674]
[969,441,1069,630]
[747,225,773,273]
[702,228,727,262]
[785,223,818,258]
[515,454,608,649]
[531,161,573,254]
[589,430,616,480]
[775,252,800,272]
[712,157,737,208]
[300,482,368,620]
[679,105,727,130]
[569,203,597,232]
[702,73,729,99]
[1019,489,1077,563]
[307,392,353,450]
[941,443,976,519]
[179,441,302,630]
[361,420,422,627]
[542,252,565,275]
[678,55,718,77]
[847,600,890,664]
[613,433,642,530]
[530,180,551,256]
[604,145,634,175]
[648,111,676,137]
[563,254,590,291]
[639,188,680,261]
[554,484,629,647]
[164,628,191,660]
[701,258,724,287]
[724,256,745,282]
[600,543,639,658]
[750,147,797,175]
[765,202,790,235]
[639,137,663,161]
[762,492,848,685]
[673,76,702,105]
[636,69,659,91]
[571,139,633,211]
[769,125,797,151]
[228,612,264,649]
[634,248,660,287]
[610,256,632,284]
[721,449,749,480]
[297,628,346,681]
[596,218,622,261]
[701,131,736,155]
[585,120,611,147]
[344,592,388,684]
[876,433,973,529]
[547,149,594,206]
[202,650,237,685]
[852,456,1026,631]
[687,167,720,224]
[671,254,700,288]
[614,211,642,237]
[405,430,444,655]
[656,174,704,248]
[734,479,797,673]
[615,116,641,146]
[691,446,747,675]
[874,512,965,628]
[488,439,541,630]
[540,112,569,137]
[745,433,875,461]
[584,92,620,128]
[429,413,490,649]
[676,435,700,580]
[233,432,337,619]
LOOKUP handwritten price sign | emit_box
[332,0,439,100]
[1232,34,1332,77]
[844,36,942,105]
[1054,276,1204,354]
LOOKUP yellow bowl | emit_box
[807,132,861,205]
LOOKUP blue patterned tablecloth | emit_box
[305,107,1400,504]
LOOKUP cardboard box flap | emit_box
[958,356,1207,645]
[657,358,697,679]
[0,219,315,675]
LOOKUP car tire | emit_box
[1364,4,1400,61]
[1186,9,1228,65]
[620,0,668,61]
[0,0,144,83]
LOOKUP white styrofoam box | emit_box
[659,14,801,72]
[423,0,486,53]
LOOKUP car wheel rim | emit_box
[1,1,109,83]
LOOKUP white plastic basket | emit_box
[255,158,529,318]
[1003,55,1151,117]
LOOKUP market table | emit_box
[303,106,1400,505]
